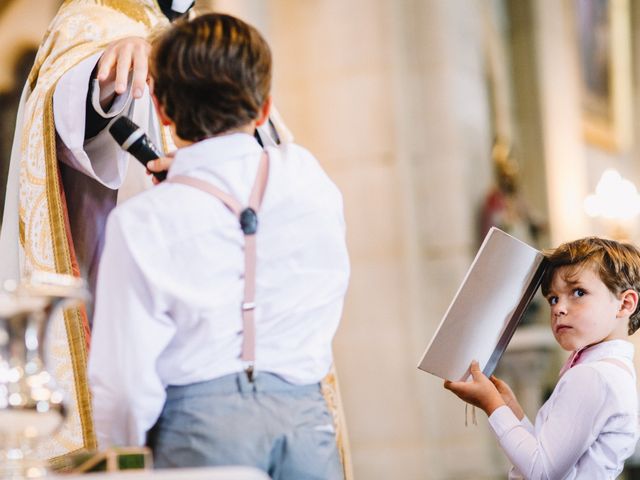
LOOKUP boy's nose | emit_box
[552,301,567,317]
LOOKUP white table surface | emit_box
[53,466,270,479]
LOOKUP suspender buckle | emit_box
[242,302,256,311]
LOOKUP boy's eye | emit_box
[547,296,558,305]
[573,288,586,298]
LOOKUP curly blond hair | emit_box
[540,237,640,335]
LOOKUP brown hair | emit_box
[540,237,640,335]
[150,13,272,141]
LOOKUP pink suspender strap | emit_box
[169,151,269,382]
[599,358,634,376]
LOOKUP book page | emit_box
[417,227,546,381]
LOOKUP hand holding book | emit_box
[444,361,506,416]
[490,373,525,420]
[444,360,525,419]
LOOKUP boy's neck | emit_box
[171,122,257,149]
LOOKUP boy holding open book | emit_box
[445,237,639,479]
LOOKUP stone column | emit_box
[391,1,510,478]
[531,0,589,244]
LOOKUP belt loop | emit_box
[237,371,255,393]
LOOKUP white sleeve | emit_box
[506,419,530,480]
[88,212,176,448]
[521,415,534,434]
[488,368,608,479]
[53,52,132,189]
[506,413,535,478]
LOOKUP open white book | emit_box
[417,227,548,381]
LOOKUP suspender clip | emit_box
[240,208,258,235]
[244,363,255,383]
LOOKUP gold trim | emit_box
[25,193,53,271]
[43,85,96,452]
[28,31,58,92]
[18,217,25,248]
[151,0,162,14]
[321,365,354,480]
[49,447,90,471]
[97,0,159,28]
[25,172,46,185]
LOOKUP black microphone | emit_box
[109,116,167,182]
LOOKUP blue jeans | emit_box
[148,372,344,480]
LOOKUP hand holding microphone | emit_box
[109,116,169,182]
[146,155,174,185]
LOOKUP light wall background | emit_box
[2,0,640,478]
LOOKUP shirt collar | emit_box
[575,339,635,366]
[156,0,194,20]
[171,0,193,13]
[168,133,264,177]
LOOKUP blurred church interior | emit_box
[3,0,640,478]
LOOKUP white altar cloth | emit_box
[54,467,269,479]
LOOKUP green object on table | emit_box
[49,447,152,474]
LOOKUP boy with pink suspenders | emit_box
[88,13,349,479]
[446,237,639,479]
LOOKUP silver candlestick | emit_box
[0,272,87,478]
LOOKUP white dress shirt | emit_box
[489,340,638,479]
[88,133,350,448]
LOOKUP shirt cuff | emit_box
[91,76,132,118]
[488,405,523,438]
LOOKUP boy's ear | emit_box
[255,95,272,127]
[618,289,639,318]
[150,85,173,127]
